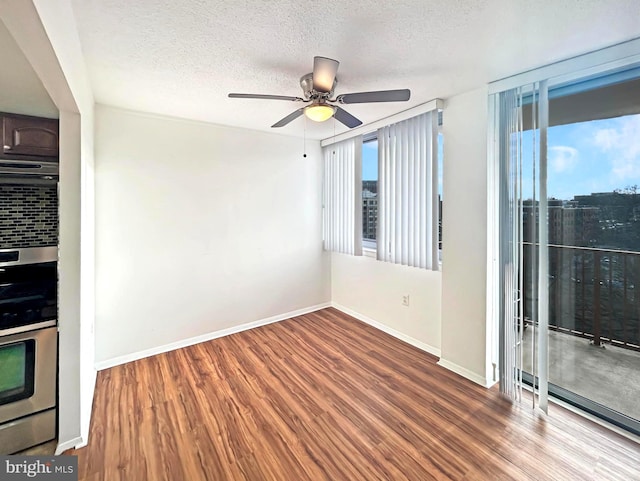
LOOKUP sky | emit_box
[362,140,378,181]
[523,113,640,200]
[362,113,640,201]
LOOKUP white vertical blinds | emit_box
[377,111,439,270]
[322,136,363,255]
[492,81,549,413]
[494,87,524,403]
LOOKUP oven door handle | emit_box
[0,320,57,337]
[0,250,20,265]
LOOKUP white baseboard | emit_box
[437,358,496,388]
[94,302,332,370]
[55,436,83,455]
[331,302,441,358]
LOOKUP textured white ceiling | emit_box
[70,0,640,140]
[0,19,57,118]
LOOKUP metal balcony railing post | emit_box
[623,255,628,346]
[593,250,602,347]
[581,252,586,323]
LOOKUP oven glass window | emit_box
[0,262,57,331]
[0,340,35,405]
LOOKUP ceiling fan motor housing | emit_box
[300,73,337,100]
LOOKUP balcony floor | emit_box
[522,327,640,422]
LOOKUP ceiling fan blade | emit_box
[334,107,362,128]
[313,56,339,93]
[338,89,411,104]
[271,108,305,128]
[229,93,304,101]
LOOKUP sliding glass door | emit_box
[496,66,640,436]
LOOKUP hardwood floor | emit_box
[67,308,640,480]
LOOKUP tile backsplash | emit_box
[0,184,58,248]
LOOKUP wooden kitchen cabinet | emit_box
[2,113,59,160]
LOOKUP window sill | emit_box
[362,247,376,259]
[360,245,444,266]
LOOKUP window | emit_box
[362,136,378,251]
[322,100,443,269]
[361,122,444,258]
[0,340,35,405]
[521,74,640,435]
[491,57,640,436]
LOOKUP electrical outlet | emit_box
[402,294,410,307]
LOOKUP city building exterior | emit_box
[362,181,378,240]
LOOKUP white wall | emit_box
[94,105,330,364]
[439,86,492,386]
[330,88,492,387]
[331,253,441,355]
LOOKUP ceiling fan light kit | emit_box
[229,56,411,129]
[304,104,335,122]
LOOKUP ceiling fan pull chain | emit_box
[333,115,337,149]
[303,115,307,158]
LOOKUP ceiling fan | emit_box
[228,56,411,129]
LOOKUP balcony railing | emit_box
[522,243,640,351]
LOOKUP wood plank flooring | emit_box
[67,308,640,480]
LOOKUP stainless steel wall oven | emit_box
[0,247,58,453]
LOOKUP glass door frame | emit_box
[489,39,640,437]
